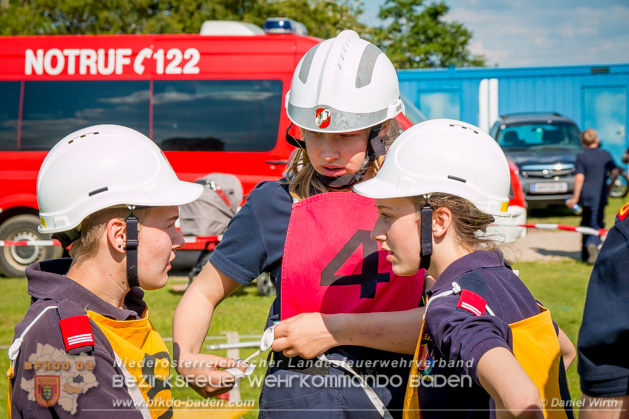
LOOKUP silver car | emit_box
[490,112,583,209]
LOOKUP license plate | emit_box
[530,182,568,193]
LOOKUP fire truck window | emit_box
[0,82,20,151]
[153,80,282,152]
[20,81,150,150]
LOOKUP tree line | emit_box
[0,0,487,69]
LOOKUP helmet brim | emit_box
[354,176,510,217]
[148,180,204,207]
[353,177,413,199]
[38,181,204,235]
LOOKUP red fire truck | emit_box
[0,20,420,277]
[0,21,524,277]
[0,21,323,276]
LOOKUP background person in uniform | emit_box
[577,201,629,418]
[565,128,619,264]
[354,119,576,418]
[8,125,240,418]
[174,30,427,418]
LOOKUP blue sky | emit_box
[360,0,629,68]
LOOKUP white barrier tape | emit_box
[0,236,222,247]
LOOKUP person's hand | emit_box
[424,274,436,290]
[175,353,245,398]
[272,313,338,359]
[565,197,578,209]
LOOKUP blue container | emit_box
[565,198,583,215]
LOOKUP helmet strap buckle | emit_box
[419,196,433,271]
[124,209,140,289]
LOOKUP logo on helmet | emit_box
[315,108,331,129]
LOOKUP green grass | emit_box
[1,197,627,417]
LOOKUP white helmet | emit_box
[37,125,204,235]
[285,30,404,133]
[354,119,510,215]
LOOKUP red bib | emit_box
[281,192,424,320]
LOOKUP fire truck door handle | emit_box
[265,160,289,165]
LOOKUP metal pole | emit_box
[206,341,260,350]
[226,332,241,402]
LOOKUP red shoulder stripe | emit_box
[59,316,94,351]
[457,289,486,316]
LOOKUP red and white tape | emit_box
[0,226,607,247]
[183,235,221,244]
[518,224,608,237]
[0,239,61,247]
[0,236,221,247]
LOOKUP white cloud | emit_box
[443,1,629,66]
[359,0,628,67]
[357,0,629,67]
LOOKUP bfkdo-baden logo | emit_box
[35,375,60,407]
[21,343,99,414]
[315,108,331,129]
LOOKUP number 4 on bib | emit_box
[281,193,424,320]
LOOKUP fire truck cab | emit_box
[0,20,333,276]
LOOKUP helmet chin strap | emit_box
[124,208,140,289]
[419,199,433,271]
[53,206,141,289]
[52,229,80,250]
[285,123,305,149]
[315,155,369,188]
[314,124,386,189]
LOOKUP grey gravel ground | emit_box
[501,228,582,263]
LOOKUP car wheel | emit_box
[608,172,629,198]
[0,214,64,278]
[256,272,276,297]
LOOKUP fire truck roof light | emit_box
[263,18,308,36]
